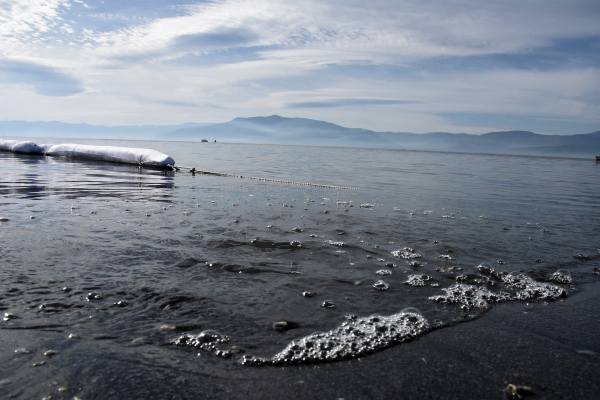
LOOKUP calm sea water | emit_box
[1,139,599,365]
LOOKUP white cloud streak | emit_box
[78,0,600,64]
[0,0,598,132]
[0,0,71,52]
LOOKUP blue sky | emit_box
[0,0,598,134]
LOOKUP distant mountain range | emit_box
[1,116,599,157]
[0,120,211,140]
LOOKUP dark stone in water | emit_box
[86,292,103,301]
[321,300,336,308]
[3,313,18,321]
[271,321,299,332]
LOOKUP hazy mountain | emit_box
[165,115,399,148]
[164,116,600,157]
[2,117,599,157]
[0,120,210,139]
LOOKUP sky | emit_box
[0,0,599,135]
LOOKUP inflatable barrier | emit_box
[0,139,175,169]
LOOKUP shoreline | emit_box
[2,281,599,399]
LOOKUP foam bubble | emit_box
[321,300,336,308]
[430,284,511,310]
[400,307,422,316]
[405,274,432,286]
[391,248,422,259]
[430,264,569,310]
[373,280,390,290]
[174,329,230,352]
[512,280,567,301]
[242,309,429,365]
[548,269,572,284]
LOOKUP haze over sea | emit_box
[1,137,599,398]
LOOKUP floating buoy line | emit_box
[173,165,358,190]
[0,140,356,190]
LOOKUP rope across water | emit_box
[175,166,358,190]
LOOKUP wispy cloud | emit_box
[0,0,71,56]
[0,0,598,133]
[287,98,419,108]
[143,98,201,108]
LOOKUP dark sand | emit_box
[2,282,599,400]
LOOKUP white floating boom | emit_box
[0,140,175,170]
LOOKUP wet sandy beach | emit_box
[2,280,599,399]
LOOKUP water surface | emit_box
[1,140,599,368]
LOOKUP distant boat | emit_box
[201,139,208,142]
[596,156,600,162]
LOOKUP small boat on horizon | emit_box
[201,139,208,142]
[596,156,600,162]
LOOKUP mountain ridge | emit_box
[1,116,599,157]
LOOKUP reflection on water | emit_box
[0,152,174,201]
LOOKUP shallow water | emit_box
[1,139,599,367]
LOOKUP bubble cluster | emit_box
[242,309,429,366]
[548,269,572,284]
[405,274,432,286]
[430,264,569,310]
[430,284,512,310]
[391,248,422,259]
[174,330,230,352]
[511,280,567,301]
